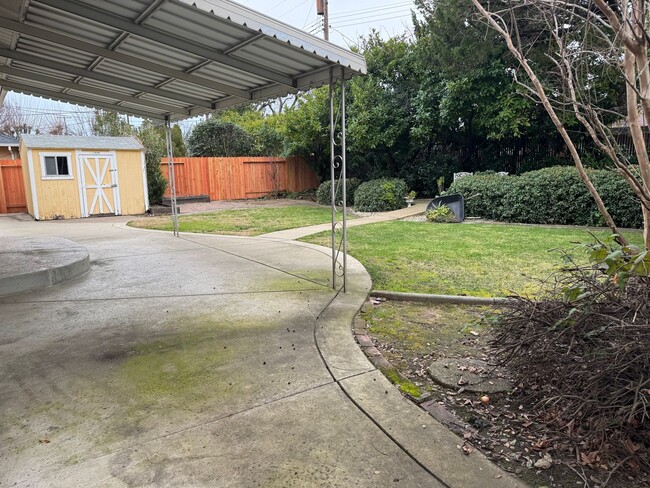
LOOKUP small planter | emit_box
[404,191,417,207]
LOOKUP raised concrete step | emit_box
[0,237,90,297]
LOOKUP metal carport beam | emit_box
[1,79,166,119]
[0,48,212,109]
[0,64,190,115]
[37,0,297,89]
[0,17,252,101]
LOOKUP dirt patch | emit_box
[359,300,650,488]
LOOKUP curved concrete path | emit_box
[0,215,526,487]
[259,200,430,240]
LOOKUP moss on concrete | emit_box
[381,367,422,398]
[116,333,234,403]
[252,269,333,292]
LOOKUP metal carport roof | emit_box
[0,0,367,120]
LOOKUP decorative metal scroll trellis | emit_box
[329,67,348,292]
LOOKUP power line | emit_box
[301,0,315,28]
[267,0,294,12]
[278,0,310,19]
[334,12,412,29]
[328,2,412,20]
[329,27,360,49]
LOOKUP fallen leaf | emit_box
[534,453,553,469]
[462,442,475,455]
[580,450,600,467]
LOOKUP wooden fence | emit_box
[0,159,27,214]
[160,156,319,200]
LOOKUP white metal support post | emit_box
[165,116,179,237]
[340,66,348,292]
[329,67,348,292]
[329,68,336,288]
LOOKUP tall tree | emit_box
[187,118,255,156]
[411,0,562,176]
[136,120,168,205]
[470,0,650,248]
[91,110,132,136]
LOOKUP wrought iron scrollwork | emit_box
[329,67,348,292]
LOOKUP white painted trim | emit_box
[110,150,121,215]
[76,152,88,217]
[39,151,73,180]
[140,150,149,211]
[26,149,40,220]
[77,152,120,216]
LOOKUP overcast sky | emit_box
[4,0,417,128]
[235,0,416,47]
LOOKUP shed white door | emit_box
[77,153,121,217]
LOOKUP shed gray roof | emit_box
[0,134,18,145]
[21,135,144,150]
[0,0,367,121]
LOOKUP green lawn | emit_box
[301,222,644,297]
[128,205,346,236]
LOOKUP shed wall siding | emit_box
[31,148,81,220]
[19,145,146,220]
[114,149,146,215]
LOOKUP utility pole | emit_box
[316,0,329,41]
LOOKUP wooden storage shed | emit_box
[20,135,149,220]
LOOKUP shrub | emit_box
[354,178,408,212]
[426,205,457,223]
[490,241,650,473]
[316,178,361,206]
[448,166,642,228]
[187,119,254,156]
[447,171,513,221]
[501,167,594,225]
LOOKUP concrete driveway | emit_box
[0,215,525,487]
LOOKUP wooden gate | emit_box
[0,159,27,214]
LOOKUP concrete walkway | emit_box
[259,200,430,240]
[0,214,526,487]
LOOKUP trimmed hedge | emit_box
[448,167,642,228]
[316,178,361,206]
[354,178,408,212]
[445,172,512,221]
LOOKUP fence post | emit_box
[0,163,7,214]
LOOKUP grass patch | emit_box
[302,221,644,297]
[363,302,486,359]
[128,205,351,237]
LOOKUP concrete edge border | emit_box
[371,290,511,305]
[0,243,90,298]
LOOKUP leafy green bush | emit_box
[448,167,642,228]
[187,119,254,156]
[426,205,457,222]
[354,178,408,212]
[447,172,513,220]
[136,121,168,204]
[501,167,594,225]
[316,178,361,206]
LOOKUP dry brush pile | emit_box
[491,244,650,481]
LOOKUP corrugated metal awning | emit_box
[0,0,367,120]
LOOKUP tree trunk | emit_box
[470,0,627,246]
[644,206,650,250]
